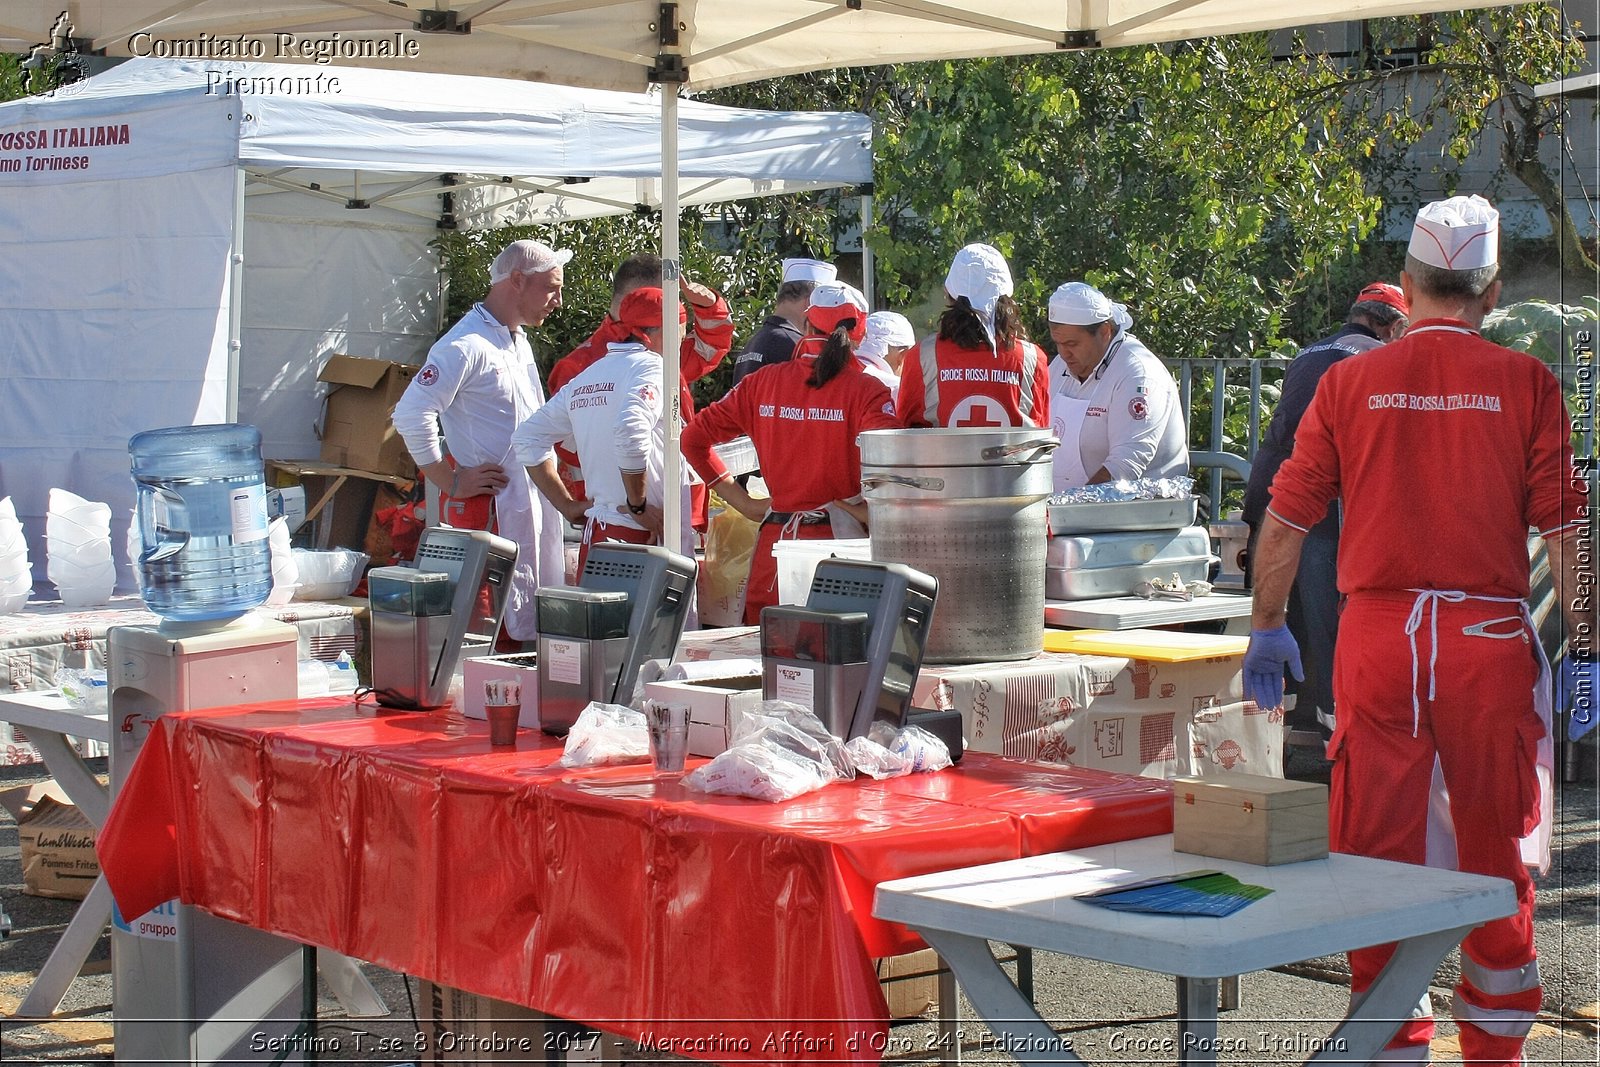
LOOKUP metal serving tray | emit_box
[1045,526,1213,601]
[1046,496,1198,535]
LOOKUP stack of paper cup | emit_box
[46,488,116,608]
[0,497,32,614]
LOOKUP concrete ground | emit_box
[0,746,1595,1065]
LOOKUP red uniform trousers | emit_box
[741,516,836,626]
[1332,593,1544,1067]
[575,517,656,578]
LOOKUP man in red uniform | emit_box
[682,282,899,624]
[1246,195,1594,1067]
[545,253,733,523]
[897,243,1050,429]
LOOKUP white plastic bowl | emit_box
[291,549,369,601]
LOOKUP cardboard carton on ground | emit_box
[416,980,630,1065]
[643,675,764,757]
[876,948,942,1019]
[0,782,100,900]
[318,355,419,477]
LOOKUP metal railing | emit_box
[1168,356,1293,513]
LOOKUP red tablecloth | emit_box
[98,697,1171,1063]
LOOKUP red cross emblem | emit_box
[949,397,1012,428]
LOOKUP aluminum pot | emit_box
[859,428,1056,663]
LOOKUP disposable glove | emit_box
[1556,655,1599,742]
[1243,624,1303,712]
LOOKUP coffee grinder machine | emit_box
[369,527,518,709]
[760,558,939,741]
[537,543,697,734]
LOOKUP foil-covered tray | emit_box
[1046,496,1198,535]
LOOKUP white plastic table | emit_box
[875,835,1516,1066]
[0,690,116,1017]
[0,690,387,1020]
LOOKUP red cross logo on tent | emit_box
[949,396,1013,428]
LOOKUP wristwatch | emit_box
[626,498,647,515]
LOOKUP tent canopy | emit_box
[0,58,871,592]
[0,57,872,223]
[2,1,1509,93]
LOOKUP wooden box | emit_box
[1172,771,1328,866]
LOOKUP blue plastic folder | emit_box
[1078,870,1272,917]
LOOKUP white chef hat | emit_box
[944,244,1013,344]
[857,311,916,361]
[1048,281,1133,332]
[781,257,838,284]
[490,239,573,284]
[1407,195,1499,271]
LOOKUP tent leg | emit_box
[660,85,684,556]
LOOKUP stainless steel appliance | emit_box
[860,428,1055,663]
[767,557,938,740]
[369,527,518,709]
[759,607,871,738]
[537,543,697,735]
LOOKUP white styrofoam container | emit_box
[644,675,765,756]
[1046,525,1213,601]
[462,653,541,728]
[772,537,872,606]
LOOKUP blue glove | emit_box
[1556,655,1599,742]
[1243,624,1304,712]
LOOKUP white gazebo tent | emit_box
[0,57,872,583]
[0,0,1511,548]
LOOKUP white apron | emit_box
[1049,390,1091,492]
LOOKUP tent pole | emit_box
[661,85,685,555]
[860,190,874,308]
[226,167,246,423]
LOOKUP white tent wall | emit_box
[239,186,444,463]
[0,57,872,598]
[0,72,238,592]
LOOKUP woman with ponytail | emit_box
[682,282,899,624]
[897,243,1051,429]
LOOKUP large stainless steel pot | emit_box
[859,428,1056,663]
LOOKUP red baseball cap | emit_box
[805,282,870,344]
[617,287,687,334]
[1356,281,1409,316]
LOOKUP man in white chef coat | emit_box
[391,239,570,645]
[1045,281,1188,492]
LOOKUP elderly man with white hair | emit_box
[1045,281,1188,490]
[391,238,570,645]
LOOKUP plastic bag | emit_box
[683,740,835,802]
[868,720,953,774]
[844,735,913,780]
[698,502,759,626]
[558,702,651,768]
[55,667,108,713]
[734,700,854,780]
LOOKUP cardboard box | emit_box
[463,653,542,728]
[876,948,942,1019]
[318,355,419,477]
[1172,771,1329,866]
[416,980,551,1065]
[643,675,764,756]
[0,784,100,900]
